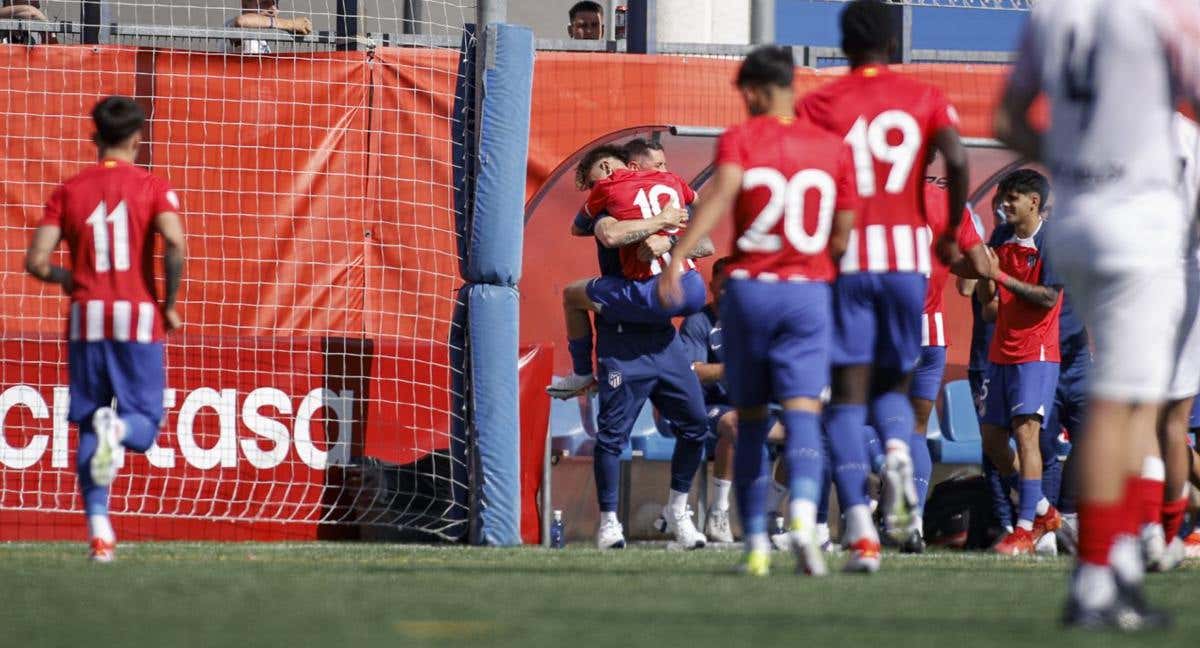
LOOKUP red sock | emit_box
[1163,497,1189,540]
[1129,476,1164,529]
[1078,500,1126,566]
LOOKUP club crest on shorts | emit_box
[607,370,622,388]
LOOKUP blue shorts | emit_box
[588,269,706,326]
[720,279,831,407]
[909,345,948,402]
[980,361,1060,429]
[831,272,927,371]
[594,327,707,456]
[67,341,165,425]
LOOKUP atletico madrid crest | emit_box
[608,370,622,389]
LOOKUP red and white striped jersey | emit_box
[582,168,697,281]
[41,159,180,343]
[797,64,961,275]
[921,180,983,347]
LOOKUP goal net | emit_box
[0,1,479,542]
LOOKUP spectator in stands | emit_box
[0,1,57,45]
[568,1,604,40]
[225,0,313,55]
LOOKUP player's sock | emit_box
[816,444,832,525]
[864,426,884,474]
[781,410,822,507]
[88,514,115,544]
[1017,479,1043,530]
[668,435,704,498]
[770,481,789,514]
[599,511,618,526]
[593,449,622,514]
[1035,497,1050,516]
[76,424,111,531]
[567,335,593,378]
[711,478,732,512]
[1071,563,1118,610]
[1077,499,1124,567]
[910,431,932,513]
[825,404,870,511]
[119,413,158,452]
[1135,456,1166,529]
[984,457,1015,530]
[1163,491,1189,540]
[666,488,689,516]
[870,391,915,449]
[843,504,876,543]
[789,498,817,537]
[734,416,772,539]
[1114,477,1147,585]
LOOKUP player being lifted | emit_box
[24,96,186,562]
[796,0,970,570]
[662,45,856,576]
[574,145,712,549]
[996,0,1200,629]
[976,169,1064,557]
[547,138,707,399]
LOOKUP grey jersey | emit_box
[1010,0,1200,201]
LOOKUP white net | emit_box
[0,1,477,541]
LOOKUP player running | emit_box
[976,169,1064,557]
[995,0,1200,629]
[662,45,856,576]
[23,96,186,562]
[574,145,711,550]
[795,0,970,569]
[903,175,989,554]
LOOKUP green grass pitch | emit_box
[2,542,1197,647]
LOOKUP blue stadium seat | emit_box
[548,393,662,460]
[928,380,982,464]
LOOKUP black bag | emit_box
[923,474,1006,550]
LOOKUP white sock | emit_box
[788,499,817,535]
[1072,563,1118,610]
[885,439,910,455]
[910,514,923,533]
[1110,534,1145,586]
[666,489,689,515]
[1141,455,1166,481]
[843,504,877,543]
[770,482,789,513]
[599,511,618,526]
[1035,497,1050,516]
[746,532,770,553]
[88,514,115,543]
[1017,519,1034,531]
[712,478,732,512]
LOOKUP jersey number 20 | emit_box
[86,200,131,273]
[737,167,836,255]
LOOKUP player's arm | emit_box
[571,208,595,237]
[155,211,187,331]
[24,225,72,294]
[678,315,723,384]
[658,164,740,307]
[692,362,724,385]
[957,277,978,297]
[976,279,998,323]
[593,206,685,249]
[995,271,1059,309]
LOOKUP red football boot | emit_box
[993,527,1035,556]
[1032,505,1062,543]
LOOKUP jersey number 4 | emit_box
[737,167,836,255]
[845,110,921,198]
[86,200,131,273]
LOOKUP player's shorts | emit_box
[587,269,705,326]
[980,361,1060,429]
[720,279,831,407]
[909,345,948,402]
[594,326,707,457]
[830,272,927,371]
[1170,259,1200,400]
[67,340,165,425]
[1048,196,1189,401]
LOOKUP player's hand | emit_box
[162,307,183,333]
[638,234,671,263]
[658,206,687,231]
[656,260,685,309]
[934,234,961,268]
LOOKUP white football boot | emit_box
[547,374,596,400]
[659,506,707,549]
[596,516,626,550]
[704,508,734,544]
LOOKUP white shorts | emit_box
[1169,260,1200,400]
[1048,201,1190,402]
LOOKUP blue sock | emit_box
[983,457,1014,529]
[781,410,822,504]
[870,390,915,448]
[76,421,108,516]
[911,432,933,513]
[593,448,621,513]
[120,413,159,453]
[817,432,833,524]
[825,404,870,509]
[864,425,884,474]
[668,433,704,495]
[734,416,772,536]
[568,335,593,377]
[1018,479,1043,525]
[1039,425,1063,506]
